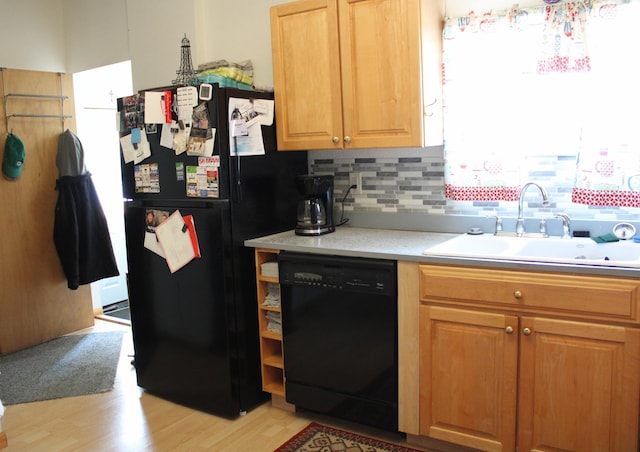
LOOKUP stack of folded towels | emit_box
[261,261,279,278]
[262,282,280,308]
[197,59,254,90]
[266,312,282,333]
[260,261,282,332]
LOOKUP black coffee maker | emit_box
[295,175,335,236]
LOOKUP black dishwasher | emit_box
[279,252,398,431]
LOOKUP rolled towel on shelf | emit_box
[261,261,279,278]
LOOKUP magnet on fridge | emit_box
[199,83,213,101]
[131,128,141,144]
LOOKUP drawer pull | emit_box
[505,326,514,334]
[523,327,532,336]
[514,290,522,299]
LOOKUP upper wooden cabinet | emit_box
[270,0,443,150]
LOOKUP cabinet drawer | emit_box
[419,265,640,323]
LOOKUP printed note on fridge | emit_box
[154,210,196,273]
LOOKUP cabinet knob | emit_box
[344,136,351,143]
[523,327,532,336]
[505,326,514,334]
[332,136,339,144]
[514,290,522,299]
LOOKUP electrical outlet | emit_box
[349,172,362,194]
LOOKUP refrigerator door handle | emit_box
[233,137,243,203]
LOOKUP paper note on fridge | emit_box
[144,231,165,258]
[230,119,248,137]
[176,86,198,121]
[154,210,196,273]
[253,99,274,126]
[160,122,175,149]
[120,131,151,164]
[144,91,169,124]
[228,97,268,156]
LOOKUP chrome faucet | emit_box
[516,182,550,235]
[555,213,572,239]
[494,215,503,235]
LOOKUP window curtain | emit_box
[443,0,640,206]
[571,0,640,207]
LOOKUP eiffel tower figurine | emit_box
[172,34,200,86]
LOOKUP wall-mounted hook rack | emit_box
[5,93,69,100]
[7,113,73,120]
[1,69,72,132]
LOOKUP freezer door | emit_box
[120,128,231,201]
[124,201,249,417]
[119,86,279,203]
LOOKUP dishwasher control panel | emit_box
[278,252,396,295]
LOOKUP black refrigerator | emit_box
[120,85,307,417]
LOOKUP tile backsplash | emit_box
[309,146,639,222]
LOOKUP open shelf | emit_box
[254,249,287,398]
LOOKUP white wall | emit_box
[195,0,286,89]
[0,0,195,91]
[0,0,66,72]
[125,0,197,91]
[62,0,130,74]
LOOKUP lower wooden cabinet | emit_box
[518,316,640,452]
[415,264,640,452]
[419,306,518,451]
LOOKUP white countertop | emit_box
[245,226,640,278]
[245,226,453,260]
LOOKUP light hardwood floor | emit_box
[2,319,429,451]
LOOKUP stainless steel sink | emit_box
[423,234,640,268]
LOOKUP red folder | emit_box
[183,215,201,258]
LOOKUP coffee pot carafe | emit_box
[295,175,335,236]
[298,198,327,227]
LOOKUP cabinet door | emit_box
[419,306,518,452]
[339,0,423,149]
[518,317,640,452]
[271,0,344,150]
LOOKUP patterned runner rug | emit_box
[275,422,424,452]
